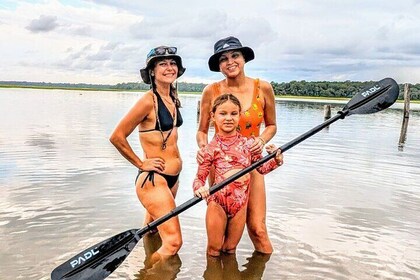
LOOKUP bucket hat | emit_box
[140,46,186,84]
[208,36,255,72]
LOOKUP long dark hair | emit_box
[149,58,181,108]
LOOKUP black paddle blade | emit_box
[51,229,140,280]
[343,77,399,115]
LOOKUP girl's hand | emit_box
[140,158,165,172]
[194,186,210,198]
[265,144,284,166]
[250,136,265,154]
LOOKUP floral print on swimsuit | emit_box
[193,133,279,218]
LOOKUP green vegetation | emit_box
[270,80,420,100]
[1,80,419,100]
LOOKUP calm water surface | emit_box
[0,88,419,280]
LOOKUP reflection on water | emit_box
[203,251,271,280]
[1,88,420,280]
[134,233,182,280]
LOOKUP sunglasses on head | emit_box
[147,47,177,59]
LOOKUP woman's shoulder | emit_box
[203,81,220,93]
[202,81,221,100]
[251,78,271,89]
[135,90,154,108]
[252,78,274,97]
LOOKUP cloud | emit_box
[1,0,420,84]
[26,15,59,33]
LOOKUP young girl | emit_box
[193,93,283,256]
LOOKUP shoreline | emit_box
[2,86,419,110]
[273,96,420,111]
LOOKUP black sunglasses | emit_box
[147,47,177,59]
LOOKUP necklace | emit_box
[159,94,173,104]
[215,133,239,151]
[153,91,177,150]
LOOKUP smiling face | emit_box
[218,50,245,77]
[152,58,179,84]
[211,99,241,136]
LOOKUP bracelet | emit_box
[258,137,266,145]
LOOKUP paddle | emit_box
[51,77,399,280]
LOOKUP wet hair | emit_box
[150,57,181,107]
[212,93,241,113]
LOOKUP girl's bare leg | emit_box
[206,201,227,257]
[222,205,247,254]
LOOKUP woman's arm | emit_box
[259,80,277,143]
[196,84,214,149]
[109,93,154,170]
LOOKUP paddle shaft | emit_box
[138,109,349,237]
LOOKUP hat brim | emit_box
[208,46,255,72]
[140,55,186,84]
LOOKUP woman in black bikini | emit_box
[110,46,185,261]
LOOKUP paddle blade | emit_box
[343,78,399,115]
[51,229,140,280]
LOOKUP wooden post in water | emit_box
[323,105,331,131]
[398,83,410,147]
[197,100,200,122]
[324,105,331,120]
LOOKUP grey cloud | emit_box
[87,52,111,61]
[57,42,134,73]
[129,20,156,40]
[26,15,59,33]
[69,26,92,36]
[130,10,228,40]
[401,43,420,55]
[233,17,277,47]
[85,43,119,61]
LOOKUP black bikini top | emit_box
[140,93,183,133]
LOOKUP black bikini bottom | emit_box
[135,170,179,189]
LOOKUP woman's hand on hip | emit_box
[140,158,165,172]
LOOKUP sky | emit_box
[1,0,420,85]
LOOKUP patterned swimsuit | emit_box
[193,133,279,218]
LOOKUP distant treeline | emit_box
[271,80,420,100]
[112,82,207,92]
[1,80,419,99]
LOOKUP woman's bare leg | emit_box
[143,180,179,234]
[246,171,273,253]
[136,174,183,257]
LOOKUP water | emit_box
[0,88,419,280]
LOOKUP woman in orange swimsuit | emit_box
[197,36,277,253]
[194,94,283,257]
[110,46,185,262]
